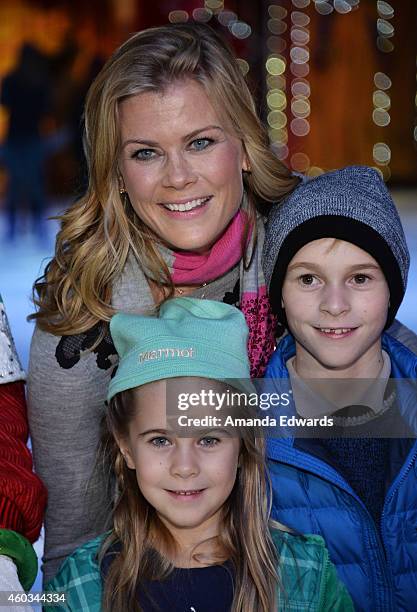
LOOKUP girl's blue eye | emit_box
[133,149,156,161]
[150,437,170,447]
[199,437,220,447]
[190,138,213,151]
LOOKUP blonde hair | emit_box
[100,386,279,612]
[31,23,299,335]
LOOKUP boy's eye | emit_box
[299,274,319,286]
[190,138,213,151]
[132,148,156,161]
[150,436,171,447]
[199,436,220,447]
[352,274,370,285]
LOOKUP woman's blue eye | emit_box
[133,149,156,161]
[190,138,213,151]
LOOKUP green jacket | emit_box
[45,530,353,611]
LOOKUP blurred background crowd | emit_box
[0,0,416,594]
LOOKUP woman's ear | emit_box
[281,297,285,309]
[241,146,251,173]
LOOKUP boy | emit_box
[262,166,417,612]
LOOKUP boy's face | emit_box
[281,238,390,377]
[118,379,240,546]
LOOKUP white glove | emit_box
[0,555,34,612]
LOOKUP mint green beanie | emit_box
[107,297,250,402]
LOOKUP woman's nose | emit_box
[162,153,197,190]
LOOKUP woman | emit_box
[27,23,299,582]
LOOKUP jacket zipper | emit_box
[380,444,417,610]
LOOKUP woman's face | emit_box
[118,79,249,253]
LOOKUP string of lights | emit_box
[372,0,394,181]
[266,4,289,163]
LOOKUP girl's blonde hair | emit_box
[31,23,299,335]
[100,386,279,612]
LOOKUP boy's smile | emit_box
[281,238,390,378]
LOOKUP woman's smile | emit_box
[118,79,249,252]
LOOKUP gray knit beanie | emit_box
[263,166,409,328]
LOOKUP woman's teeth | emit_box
[163,197,209,212]
[171,490,202,496]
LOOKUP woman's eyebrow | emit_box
[121,125,224,149]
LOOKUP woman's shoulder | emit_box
[45,535,105,611]
[271,528,354,611]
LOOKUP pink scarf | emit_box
[155,207,276,377]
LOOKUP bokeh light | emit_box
[373,142,391,165]
[291,97,310,118]
[374,72,392,90]
[307,166,325,177]
[334,0,352,14]
[314,2,333,16]
[372,109,391,127]
[291,152,310,171]
[205,0,223,10]
[271,143,289,160]
[373,90,391,110]
[168,10,188,23]
[268,5,287,19]
[230,21,252,39]
[290,117,310,136]
[290,46,310,64]
[217,10,237,26]
[267,18,287,35]
[269,128,289,144]
[377,1,394,19]
[236,58,249,76]
[291,11,310,26]
[268,110,288,129]
[291,79,311,97]
[292,0,310,8]
[267,89,287,110]
[377,19,394,37]
[266,56,286,75]
[192,8,212,22]
[291,27,310,45]
[290,62,310,77]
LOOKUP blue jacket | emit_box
[265,332,417,612]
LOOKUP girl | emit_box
[46,298,352,611]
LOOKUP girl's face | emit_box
[118,79,249,254]
[118,380,241,547]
